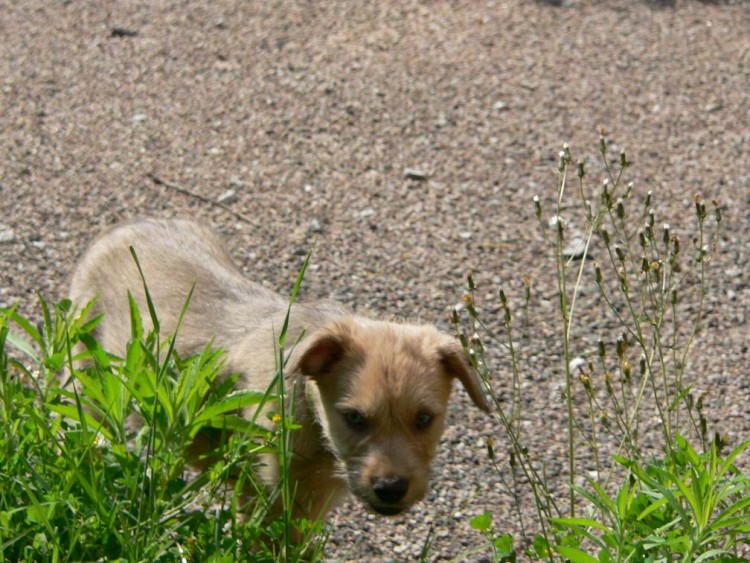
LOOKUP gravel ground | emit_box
[2,0,749,560]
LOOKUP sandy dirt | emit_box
[1,0,749,559]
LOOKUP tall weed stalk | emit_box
[456,135,749,560]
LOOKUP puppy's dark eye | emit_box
[344,410,368,431]
[415,412,433,430]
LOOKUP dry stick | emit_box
[147,174,256,225]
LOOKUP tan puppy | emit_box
[69,218,490,521]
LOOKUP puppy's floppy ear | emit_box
[438,339,493,414]
[295,321,358,379]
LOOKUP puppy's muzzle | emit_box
[371,476,409,515]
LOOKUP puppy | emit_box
[68,218,491,521]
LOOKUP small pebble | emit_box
[0,229,15,244]
[563,235,587,259]
[569,357,586,371]
[404,168,427,181]
[229,177,245,189]
[111,27,138,38]
[217,189,238,204]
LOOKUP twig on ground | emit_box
[147,173,256,225]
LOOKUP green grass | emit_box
[0,252,325,561]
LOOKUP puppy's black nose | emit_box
[373,476,409,504]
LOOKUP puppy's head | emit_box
[294,318,491,516]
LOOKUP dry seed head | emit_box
[662,223,670,246]
[616,199,625,219]
[714,432,730,452]
[615,245,626,262]
[522,275,532,301]
[617,275,627,294]
[599,410,609,427]
[622,360,632,381]
[469,332,481,346]
[616,336,627,359]
[696,393,705,411]
[584,199,592,217]
[644,190,652,208]
[695,194,707,219]
[562,143,572,163]
[533,195,542,218]
[579,372,592,390]
[449,308,459,325]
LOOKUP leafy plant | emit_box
[552,435,750,562]
[0,249,327,561]
[470,511,517,562]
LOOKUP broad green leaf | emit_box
[470,511,492,532]
[494,533,514,557]
[636,495,669,521]
[551,517,611,532]
[194,391,267,426]
[694,549,731,563]
[557,545,599,563]
[6,330,40,364]
[47,404,114,442]
[201,415,272,436]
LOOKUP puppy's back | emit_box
[70,218,286,357]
